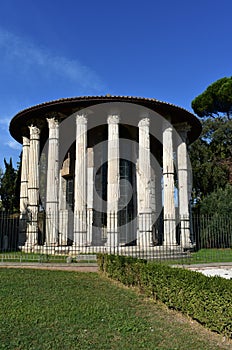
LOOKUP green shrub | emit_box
[97,254,232,338]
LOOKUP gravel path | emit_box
[0,262,98,272]
[1,262,232,278]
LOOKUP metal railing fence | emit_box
[0,210,231,264]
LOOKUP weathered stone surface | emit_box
[137,118,153,247]
[87,148,94,245]
[176,124,192,248]
[19,136,30,246]
[26,125,40,248]
[163,120,176,246]
[74,114,87,246]
[46,118,59,245]
[17,108,193,253]
[106,114,120,247]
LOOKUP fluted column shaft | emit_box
[46,117,59,246]
[163,120,176,246]
[73,114,87,246]
[20,136,30,213]
[27,125,40,248]
[87,148,94,245]
[106,115,120,248]
[176,125,192,248]
[19,136,30,245]
[59,173,68,245]
[137,118,153,247]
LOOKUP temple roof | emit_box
[9,95,202,144]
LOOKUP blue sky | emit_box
[0,0,231,169]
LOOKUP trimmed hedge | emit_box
[97,253,232,338]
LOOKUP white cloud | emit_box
[0,28,105,92]
[0,116,21,152]
[0,28,106,166]
[0,118,10,128]
[5,140,21,151]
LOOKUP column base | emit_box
[163,217,177,246]
[21,242,38,253]
[179,219,192,250]
[181,242,194,251]
[41,243,58,255]
[105,231,119,249]
[137,211,153,247]
[162,242,179,250]
[73,231,88,247]
[44,242,59,247]
[87,209,93,246]
[137,231,153,247]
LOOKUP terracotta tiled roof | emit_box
[13,94,193,116]
[10,95,202,144]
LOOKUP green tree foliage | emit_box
[189,118,232,200]
[0,158,19,211]
[190,77,232,245]
[199,184,232,215]
[190,77,232,202]
[191,77,232,119]
[194,185,232,248]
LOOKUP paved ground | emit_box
[0,262,98,272]
[184,263,232,280]
[1,262,232,279]
[194,268,232,279]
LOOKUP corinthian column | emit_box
[137,118,153,247]
[106,115,120,248]
[19,136,30,246]
[163,119,176,246]
[73,114,87,246]
[45,117,59,246]
[26,125,40,249]
[87,148,94,245]
[176,123,192,249]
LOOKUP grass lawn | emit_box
[0,269,231,350]
[1,248,231,265]
[161,248,232,266]
[0,252,67,263]
[188,248,232,264]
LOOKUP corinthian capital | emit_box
[46,117,59,129]
[29,125,40,138]
[107,114,120,124]
[138,118,150,128]
[76,114,87,125]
